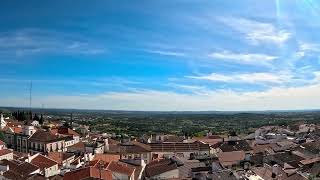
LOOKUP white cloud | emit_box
[295,42,320,58]
[3,83,320,111]
[208,51,277,65]
[187,72,290,84]
[219,17,291,45]
[0,29,106,59]
[144,49,185,57]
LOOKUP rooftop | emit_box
[145,159,177,177]
[30,154,58,170]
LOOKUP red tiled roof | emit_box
[2,126,23,134]
[145,159,177,177]
[63,166,112,180]
[30,154,58,170]
[67,142,85,152]
[218,151,245,167]
[51,127,80,137]
[93,154,120,163]
[29,130,65,143]
[47,152,75,166]
[0,160,40,179]
[0,149,12,156]
[107,161,135,177]
[150,141,210,152]
[13,151,28,160]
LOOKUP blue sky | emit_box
[1,0,320,111]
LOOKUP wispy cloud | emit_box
[144,49,185,57]
[187,72,291,84]
[219,17,291,45]
[0,29,106,60]
[295,42,320,58]
[208,51,277,66]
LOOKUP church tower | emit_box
[0,113,7,129]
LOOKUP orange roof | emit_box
[63,166,112,180]
[51,127,80,137]
[93,154,120,163]
[107,161,135,177]
[47,152,75,166]
[0,149,12,156]
[2,126,23,134]
[30,154,58,170]
[68,142,85,152]
[218,151,245,166]
[192,137,222,146]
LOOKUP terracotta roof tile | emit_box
[218,151,245,167]
[145,159,177,177]
[51,127,80,136]
[29,130,65,143]
[93,154,120,163]
[30,154,58,170]
[0,149,12,156]
[67,141,85,153]
[150,141,210,152]
[48,152,75,166]
[63,166,112,180]
[107,161,135,177]
[0,160,39,179]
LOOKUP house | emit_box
[63,166,112,180]
[209,170,237,180]
[2,123,35,153]
[218,140,252,153]
[250,165,307,180]
[144,158,179,180]
[31,120,40,127]
[28,130,67,154]
[178,159,206,178]
[106,161,136,180]
[264,151,305,168]
[107,141,152,164]
[149,141,210,160]
[84,141,104,154]
[50,127,80,147]
[67,141,85,154]
[0,149,13,160]
[48,152,75,167]
[29,154,60,177]
[190,135,223,153]
[0,159,40,179]
[217,151,245,168]
[93,153,120,163]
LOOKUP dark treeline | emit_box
[11,111,44,124]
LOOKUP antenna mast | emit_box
[29,81,32,110]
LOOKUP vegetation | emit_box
[78,111,320,137]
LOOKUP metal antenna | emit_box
[29,81,32,110]
[29,81,32,121]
